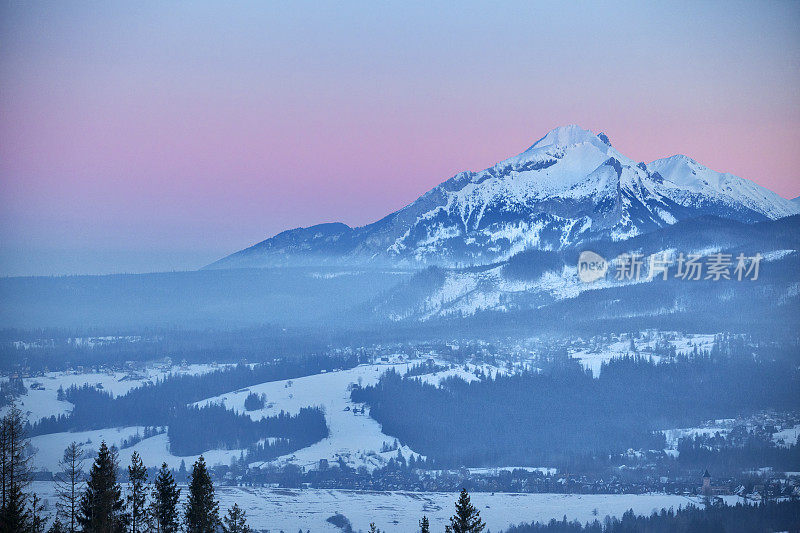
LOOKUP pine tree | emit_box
[221,503,251,533]
[368,524,381,533]
[48,517,67,533]
[184,456,219,533]
[77,441,126,533]
[151,463,180,533]
[0,404,33,532]
[177,461,187,482]
[126,452,148,533]
[419,515,430,533]
[55,442,84,533]
[30,492,48,533]
[445,489,485,533]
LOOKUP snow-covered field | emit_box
[662,420,800,454]
[569,332,716,377]
[29,427,246,473]
[30,482,736,532]
[662,426,729,451]
[20,358,531,474]
[773,424,800,448]
[411,362,510,386]
[6,363,229,424]
[10,331,781,530]
[12,331,732,475]
[196,362,425,471]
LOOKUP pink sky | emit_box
[1,2,799,275]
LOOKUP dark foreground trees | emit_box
[152,462,181,533]
[0,405,33,531]
[7,430,799,533]
[184,456,220,533]
[222,503,251,533]
[419,515,430,533]
[29,492,46,533]
[60,444,248,533]
[1,403,253,533]
[126,452,148,533]
[445,489,485,533]
[55,442,84,533]
[68,447,248,533]
[77,441,126,532]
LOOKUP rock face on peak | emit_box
[207,126,799,269]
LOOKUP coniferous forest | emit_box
[352,352,799,467]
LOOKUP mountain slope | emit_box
[368,214,800,323]
[208,126,798,269]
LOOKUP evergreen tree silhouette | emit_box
[419,515,430,533]
[151,462,181,533]
[77,441,126,532]
[55,442,84,533]
[30,492,47,533]
[184,456,219,533]
[222,503,251,533]
[126,452,148,533]
[0,405,33,532]
[445,489,485,533]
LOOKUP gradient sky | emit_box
[1,1,799,276]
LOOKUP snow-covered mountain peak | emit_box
[647,155,705,187]
[648,154,799,219]
[525,124,608,152]
[208,125,800,269]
